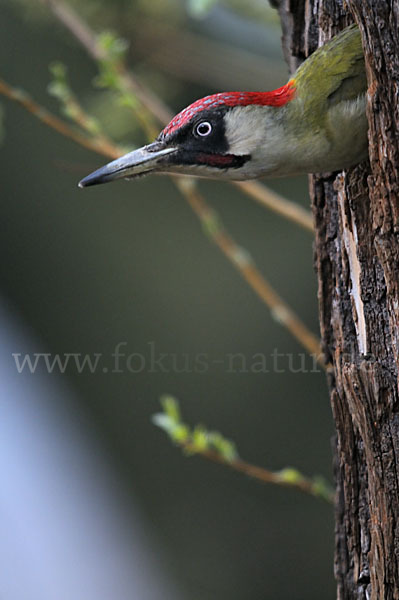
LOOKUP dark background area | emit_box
[0,1,334,598]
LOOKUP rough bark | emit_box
[271,1,399,598]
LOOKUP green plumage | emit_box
[280,25,368,174]
[294,25,366,115]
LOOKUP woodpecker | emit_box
[79,25,367,188]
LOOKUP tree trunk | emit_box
[271,1,399,598]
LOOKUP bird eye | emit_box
[195,121,212,137]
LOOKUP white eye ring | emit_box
[195,121,212,137]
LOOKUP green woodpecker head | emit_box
[79,25,368,187]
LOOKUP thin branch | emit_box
[175,178,322,360]
[235,180,314,232]
[0,77,120,158]
[154,396,333,503]
[182,442,333,502]
[40,0,173,126]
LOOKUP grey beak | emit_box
[78,142,177,187]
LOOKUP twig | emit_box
[183,442,333,502]
[0,77,120,158]
[235,180,314,232]
[40,0,173,126]
[175,178,322,360]
[154,396,333,503]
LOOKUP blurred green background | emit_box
[0,1,335,598]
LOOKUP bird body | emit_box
[79,25,368,187]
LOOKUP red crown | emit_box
[161,81,296,137]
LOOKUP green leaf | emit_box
[47,61,70,102]
[152,413,176,434]
[97,31,129,62]
[49,61,67,80]
[93,68,120,90]
[160,395,181,423]
[277,467,303,484]
[152,412,189,443]
[170,423,190,443]
[192,425,209,451]
[311,475,334,501]
[207,431,238,461]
